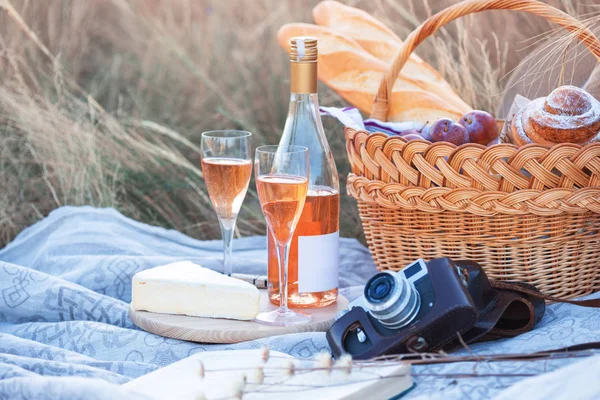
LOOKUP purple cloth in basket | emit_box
[320,106,427,134]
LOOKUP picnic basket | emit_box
[345,0,600,299]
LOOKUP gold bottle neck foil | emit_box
[291,62,317,94]
[290,36,318,94]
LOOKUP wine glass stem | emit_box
[219,218,236,276]
[276,241,291,312]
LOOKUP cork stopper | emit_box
[290,37,318,62]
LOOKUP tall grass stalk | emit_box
[0,0,595,245]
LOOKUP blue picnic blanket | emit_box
[0,206,598,399]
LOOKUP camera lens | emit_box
[363,272,421,329]
[366,274,395,302]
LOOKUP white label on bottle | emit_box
[298,231,339,293]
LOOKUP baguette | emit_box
[313,0,406,63]
[312,1,471,113]
[277,23,466,123]
[277,24,389,83]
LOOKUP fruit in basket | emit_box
[459,110,499,145]
[419,125,431,141]
[487,137,502,146]
[399,129,422,138]
[430,119,469,145]
[399,129,420,136]
[398,125,431,141]
[400,132,425,141]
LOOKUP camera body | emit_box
[327,257,545,359]
[327,258,477,359]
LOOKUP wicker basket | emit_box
[345,0,600,299]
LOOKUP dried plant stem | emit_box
[0,0,596,245]
[0,0,54,61]
[201,349,594,376]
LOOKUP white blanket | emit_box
[0,206,598,399]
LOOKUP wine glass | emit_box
[201,130,252,276]
[255,145,311,326]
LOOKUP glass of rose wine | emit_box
[255,145,311,326]
[201,130,252,277]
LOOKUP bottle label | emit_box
[298,231,339,293]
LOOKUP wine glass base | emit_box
[255,308,312,326]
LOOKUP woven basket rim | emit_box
[347,173,600,216]
[345,127,600,216]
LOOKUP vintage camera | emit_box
[327,258,545,359]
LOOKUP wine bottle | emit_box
[268,37,340,308]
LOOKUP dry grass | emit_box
[0,0,596,245]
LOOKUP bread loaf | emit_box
[277,23,467,124]
[277,24,389,83]
[312,1,471,113]
[313,0,405,63]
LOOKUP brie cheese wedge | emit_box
[131,261,260,320]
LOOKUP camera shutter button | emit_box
[407,336,428,352]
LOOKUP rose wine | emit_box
[201,158,252,221]
[268,187,339,307]
[256,175,308,244]
[270,37,340,308]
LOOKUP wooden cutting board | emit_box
[129,290,348,344]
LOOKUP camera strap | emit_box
[453,265,599,348]
[467,280,600,353]
[490,281,600,308]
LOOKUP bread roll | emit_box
[312,1,471,112]
[511,85,600,146]
[277,23,466,124]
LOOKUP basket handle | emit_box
[370,0,600,121]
